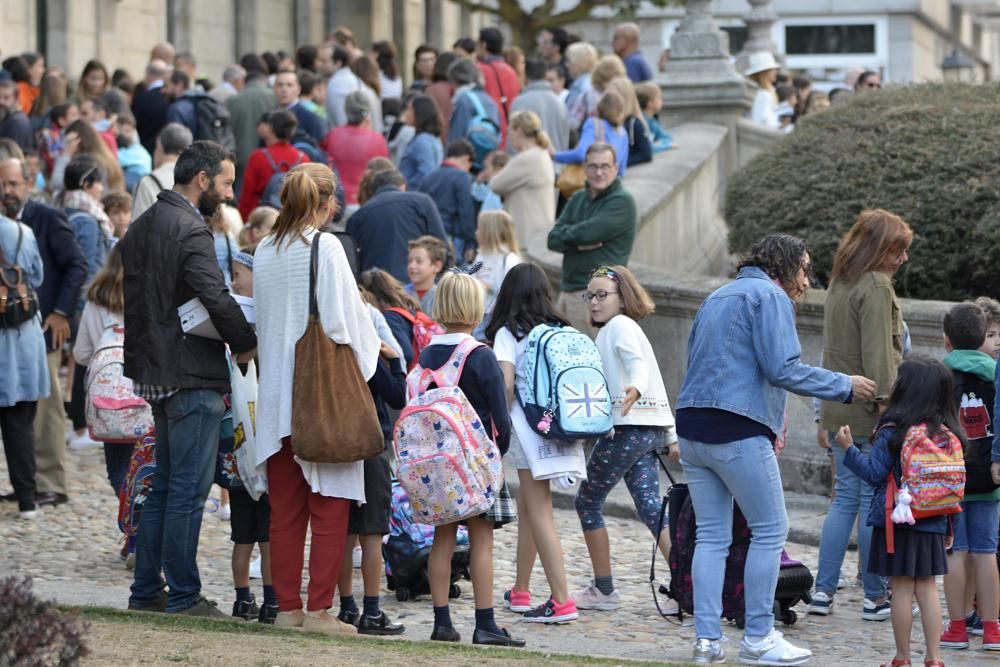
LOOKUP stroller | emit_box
[652,456,814,627]
[383,479,470,601]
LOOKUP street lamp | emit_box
[941,48,976,82]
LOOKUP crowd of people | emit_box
[0,21,997,667]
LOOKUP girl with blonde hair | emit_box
[472,210,523,339]
[252,162,381,635]
[554,90,630,176]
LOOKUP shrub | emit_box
[725,83,1000,301]
[0,576,89,666]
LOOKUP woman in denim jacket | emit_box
[675,234,877,666]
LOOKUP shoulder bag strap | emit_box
[486,63,509,116]
[225,233,234,279]
[13,222,23,265]
[309,231,323,318]
[148,173,165,190]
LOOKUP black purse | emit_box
[0,222,40,329]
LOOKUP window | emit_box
[785,24,876,55]
[720,26,749,55]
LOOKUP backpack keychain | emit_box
[892,484,916,525]
[537,410,553,434]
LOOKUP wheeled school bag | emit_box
[118,434,157,554]
[383,478,470,601]
[516,324,613,441]
[653,456,814,628]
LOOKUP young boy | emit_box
[415,139,477,264]
[102,192,133,241]
[940,302,1000,651]
[976,297,1000,360]
[472,151,510,214]
[634,82,672,153]
[226,250,278,624]
[405,235,448,315]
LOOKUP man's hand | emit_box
[666,441,680,462]
[621,386,641,416]
[577,242,603,251]
[850,375,877,402]
[379,341,399,360]
[42,313,70,351]
[236,348,257,364]
[816,428,830,449]
[992,461,1000,485]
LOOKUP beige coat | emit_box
[489,145,556,249]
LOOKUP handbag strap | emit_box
[0,221,23,268]
[308,231,323,318]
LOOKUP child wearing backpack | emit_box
[359,268,445,370]
[485,262,579,624]
[573,265,678,611]
[401,270,524,647]
[939,303,1000,651]
[406,235,449,316]
[837,355,965,667]
[472,211,521,341]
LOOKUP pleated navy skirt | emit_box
[869,526,948,578]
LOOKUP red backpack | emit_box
[385,307,446,371]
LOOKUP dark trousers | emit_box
[0,401,39,505]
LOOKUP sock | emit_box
[362,595,380,618]
[433,605,452,629]
[235,587,252,603]
[594,575,614,596]
[474,607,502,634]
[339,595,358,615]
[263,585,277,605]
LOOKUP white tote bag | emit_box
[511,402,588,481]
[229,354,268,500]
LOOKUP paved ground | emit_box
[2,444,997,666]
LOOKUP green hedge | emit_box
[724,83,1000,301]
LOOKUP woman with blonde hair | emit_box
[51,119,125,193]
[565,42,600,134]
[554,90,629,176]
[590,55,627,93]
[488,110,555,248]
[602,77,652,167]
[253,162,381,635]
[810,209,913,620]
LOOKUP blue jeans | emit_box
[815,435,886,600]
[129,389,225,612]
[679,435,788,639]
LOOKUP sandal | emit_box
[879,660,911,667]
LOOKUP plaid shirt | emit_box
[134,383,178,403]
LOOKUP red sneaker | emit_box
[940,619,969,650]
[983,619,1000,651]
[503,588,531,613]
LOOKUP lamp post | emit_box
[941,48,976,82]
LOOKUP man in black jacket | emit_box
[121,141,256,617]
[132,59,171,155]
[0,158,87,507]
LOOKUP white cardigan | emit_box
[595,314,677,440]
[253,229,380,501]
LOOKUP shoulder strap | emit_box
[486,62,509,115]
[12,223,23,266]
[148,173,165,190]
[263,147,280,173]
[466,90,488,121]
[225,234,234,279]
[385,306,416,324]
[433,337,485,387]
[596,118,605,143]
[309,232,323,318]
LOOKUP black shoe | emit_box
[128,591,168,613]
[258,601,279,624]
[430,625,461,642]
[36,492,69,506]
[178,596,227,618]
[0,492,16,502]
[232,595,259,620]
[337,608,359,626]
[472,627,526,647]
[358,611,405,636]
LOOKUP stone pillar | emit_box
[736,0,781,73]
[659,0,752,175]
[235,0,258,58]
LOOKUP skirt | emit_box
[869,526,948,578]
[483,479,516,529]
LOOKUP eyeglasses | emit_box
[582,290,618,302]
[585,163,615,173]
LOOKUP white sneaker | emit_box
[738,629,811,665]
[249,556,262,579]
[18,507,38,520]
[68,432,101,450]
[352,545,363,569]
[693,637,726,664]
[220,504,231,520]
[571,583,620,610]
[807,590,833,616]
[863,597,891,621]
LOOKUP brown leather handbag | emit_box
[291,232,383,463]
[556,117,605,199]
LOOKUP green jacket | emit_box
[820,271,903,435]
[226,83,277,172]
[546,178,637,292]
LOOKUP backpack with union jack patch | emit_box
[516,324,613,441]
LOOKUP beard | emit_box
[197,188,223,218]
[2,195,21,219]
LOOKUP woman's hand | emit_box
[379,341,399,360]
[666,441,680,462]
[834,425,853,449]
[621,386,641,416]
[816,428,830,449]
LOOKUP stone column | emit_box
[659,0,752,175]
[736,0,781,73]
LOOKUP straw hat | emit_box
[743,51,779,77]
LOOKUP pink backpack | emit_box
[85,315,154,443]
[392,338,503,526]
[385,307,446,371]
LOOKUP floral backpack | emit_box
[118,434,156,548]
[385,307,446,371]
[392,337,503,526]
[85,314,154,443]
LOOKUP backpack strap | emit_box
[412,337,484,393]
[148,173,165,191]
[885,474,897,554]
[385,306,416,324]
[485,62,509,118]
[262,147,280,173]
[465,90,489,123]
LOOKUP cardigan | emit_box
[596,314,676,437]
[489,146,556,249]
[252,229,380,501]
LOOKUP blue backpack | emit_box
[516,324,614,440]
[463,91,500,170]
[260,147,308,209]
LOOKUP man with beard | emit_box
[120,140,257,616]
[0,158,86,508]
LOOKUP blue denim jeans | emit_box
[679,435,788,639]
[129,389,225,612]
[815,435,886,600]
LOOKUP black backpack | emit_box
[0,222,40,329]
[260,148,308,210]
[192,93,236,153]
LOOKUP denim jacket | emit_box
[677,266,852,435]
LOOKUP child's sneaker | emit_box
[692,637,726,664]
[738,629,811,666]
[967,610,984,636]
[232,595,259,620]
[571,583,620,610]
[522,598,578,624]
[982,619,1000,651]
[807,591,833,615]
[862,596,891,621]
[940,618,969,649]
[503,588,531,613]
[258,601,279,625]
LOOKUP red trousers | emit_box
[267,437,351,612]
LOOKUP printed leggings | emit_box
[575,425,667,536]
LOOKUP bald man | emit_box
[612,23,653,83]
[150,42,176,65]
